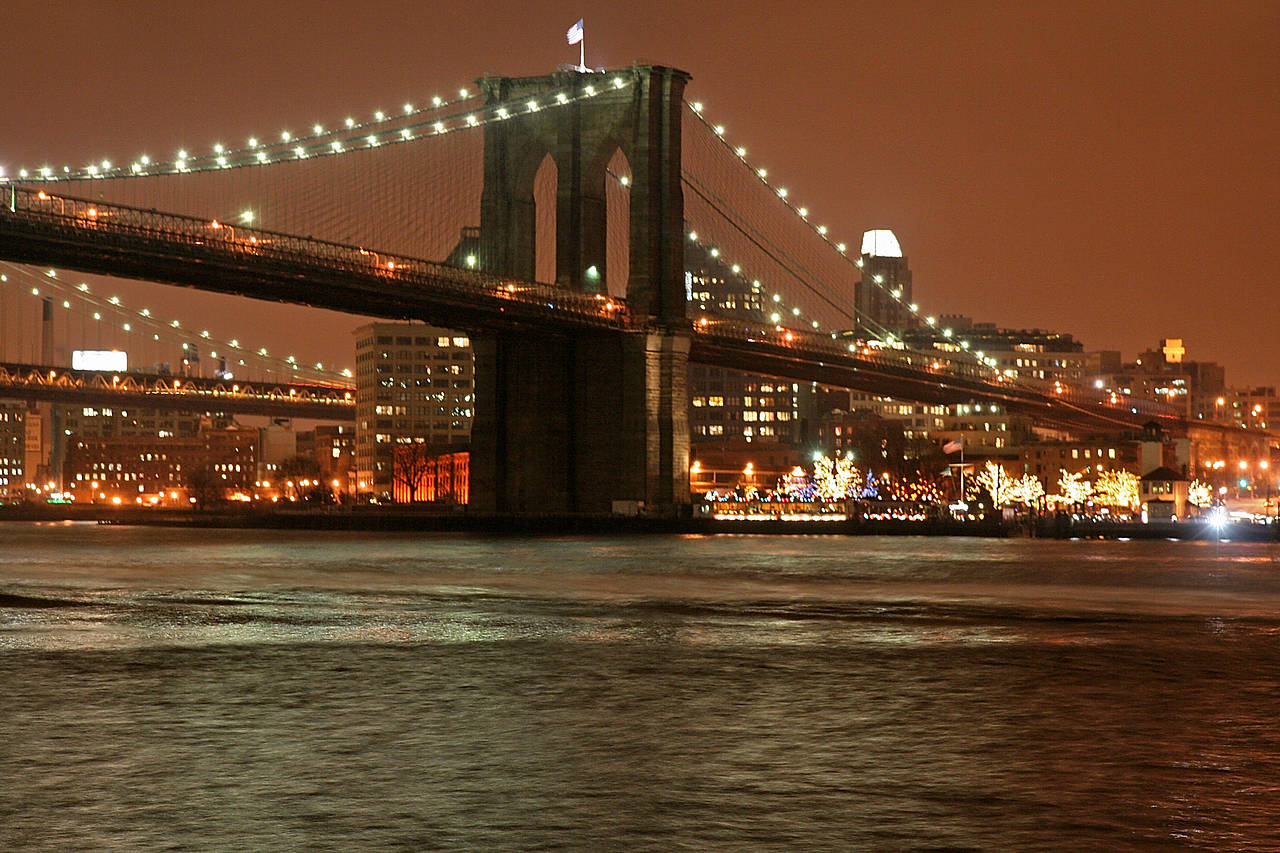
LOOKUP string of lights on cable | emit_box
[604,168,986,377]
[4,76,635,184]
[682,99,1017,382]
[0,263,352,384]
[605,166,838,338]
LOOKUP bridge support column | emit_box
[470,329,690,515]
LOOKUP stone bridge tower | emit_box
[470,65,692,515]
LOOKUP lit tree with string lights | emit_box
[812,453,863,501]
[776,466,817,502]
[1054,469,1094,509]
[969,460,1015,507]
[1094,469,1140,510]
[1188,479,1213,510]
[1007,474,1046,509]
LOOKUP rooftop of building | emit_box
[860,229,903,258]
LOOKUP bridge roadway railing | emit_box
[0,187,1181,426]
[2,186,629,331]
[691,313,1181,426]
[0,361,356,420]
[694,314,990,377]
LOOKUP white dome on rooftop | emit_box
[861,229,902,258]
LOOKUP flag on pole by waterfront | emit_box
[942,438,963,454]
[567,19,584,45]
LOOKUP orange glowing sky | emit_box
[1,1,1276,384]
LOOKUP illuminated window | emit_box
[708,396,724,407]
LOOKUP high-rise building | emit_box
[685,258,767,319]
[0,403,25,502]
[903,316,1087,386]
[831,392,948,446]
[856,229,913,335]
[61,405,204,439]
[685,241,803,448]
[1088,339,1226,421]
[352,322,474,501]
[689,371,802,445]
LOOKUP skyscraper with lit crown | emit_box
[856,229,913,336]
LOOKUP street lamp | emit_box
[1262,461,1273,516]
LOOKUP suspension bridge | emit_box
[0,64,1180,513]
[0,362,352,420]
[0,258,357,419]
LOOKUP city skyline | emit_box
[0,1,1275,384]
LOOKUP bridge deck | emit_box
[1,186,1180,431]
[0,361,355,420]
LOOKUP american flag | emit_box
[566,19,584,45]
[942,438,963,454]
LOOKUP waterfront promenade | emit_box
[2,504,1273,541]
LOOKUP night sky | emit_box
[2,1,1276,384]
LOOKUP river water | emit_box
[0,522,1277,851]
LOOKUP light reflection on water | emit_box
[1,523,1278,850]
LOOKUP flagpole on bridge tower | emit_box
[944,435,966,506]
[567,18,586,72]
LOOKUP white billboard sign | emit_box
[72,350,128,372]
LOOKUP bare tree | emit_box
[277,454,330,503]
[393,444,435,502]
[186,467,224,509]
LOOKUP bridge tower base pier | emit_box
[470,329,690,515]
